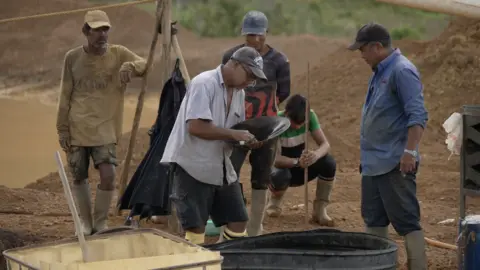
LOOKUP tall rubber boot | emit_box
[247,189,267,236]
[366,226,389,238]
[93,188,114,233]
[265,189,285,217]
[405,230,427,270]
[71,181,93,236]
[312,179,335,227]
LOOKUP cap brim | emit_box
[241,28,266,36]
[87,21,111,29]
[347,41,365,51]
[249,66,267,82]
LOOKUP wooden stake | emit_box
[304,62,310,225]
[55,151,91,262]
[117,0,164,215]
[172,35,191,83]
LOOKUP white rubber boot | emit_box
[366,226,389,238]
[246,189,267,237]
[265,189,285,217]
[71,181,93,236]
[405,230,427,270]
[93,188,114,233]
[312,179,335,227]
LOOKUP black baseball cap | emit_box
[230,47,267,81]
[348,23,391,51]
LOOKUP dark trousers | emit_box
[361,165,422,236]
[270,153,336,191]
[169,165,248,230]
[230,139,277,190]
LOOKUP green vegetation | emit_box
[90,0,451,40]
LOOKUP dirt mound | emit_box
[0,185,69,216]
[416,18,480,136]
[26,127,152,191]
[0,0,196,89]
[0,229,40,270]
[290,18,480,170]
[0,0,344,96]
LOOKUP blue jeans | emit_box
[361,165,422,236]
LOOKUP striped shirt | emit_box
[278,110,321,158]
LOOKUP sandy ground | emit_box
[0,92,158,188]
[4,1,480,269]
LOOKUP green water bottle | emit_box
[205,219,221,236]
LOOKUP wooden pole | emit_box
[172,35,191,83]
[160,0,172,87]
[304,62,310,225]
[116,0,164,215]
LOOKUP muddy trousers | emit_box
[230,140,277,237]
[361,165,426,270]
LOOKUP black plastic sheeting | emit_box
[204,228,398,270]
[117,59,186,221]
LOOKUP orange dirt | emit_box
[1,0,480,269]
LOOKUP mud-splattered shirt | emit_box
[56,44,146,146]
[222,44,290,119]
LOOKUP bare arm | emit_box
[118,45,147,76]
[188,119,235,140]
[405,125,424,151]
[274,141,298,169]
[56,54,73,136]
[185,80,235,141]
[311,128,331,158]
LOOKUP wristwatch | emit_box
[404,149,418,158]
[292,158,300,167]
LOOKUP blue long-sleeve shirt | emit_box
[360,49,428,176]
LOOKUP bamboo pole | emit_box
[304,62,311,225]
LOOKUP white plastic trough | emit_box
[2,228,222,270]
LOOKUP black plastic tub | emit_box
[204,229,397,270]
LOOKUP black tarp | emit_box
[117,59,187,221]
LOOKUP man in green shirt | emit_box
[266,94,336,226]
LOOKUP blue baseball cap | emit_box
[241,11,268,36]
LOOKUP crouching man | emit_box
[266,94,336,226]
[161,47,268,245]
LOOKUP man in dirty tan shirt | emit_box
[56,10,146,236]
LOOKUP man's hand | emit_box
[119,67,133,85]
[231,129,255,142]
[59,133,71,152]
[400,152,416,173]
[246,140,263,149]
[299,150,319,168]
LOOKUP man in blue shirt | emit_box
[348,23,428,270]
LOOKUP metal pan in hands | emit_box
[229,116,291,146]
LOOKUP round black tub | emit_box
[203,229,397,270]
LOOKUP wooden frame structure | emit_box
[117,0,189,234]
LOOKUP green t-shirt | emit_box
[277,109,321,158]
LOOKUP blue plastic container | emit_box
[462,215,480,270]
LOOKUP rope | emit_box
[0,0,157,24]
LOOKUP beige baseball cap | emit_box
[84,10,111,29]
